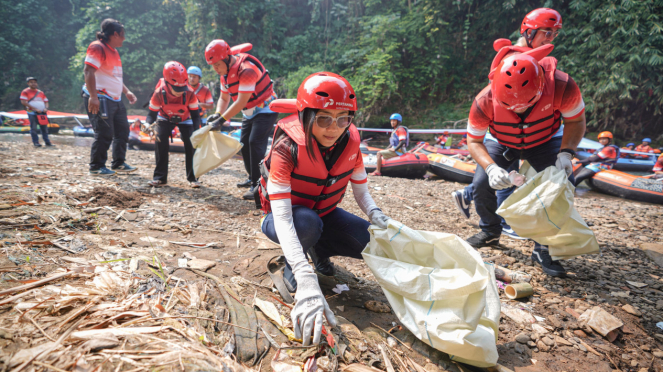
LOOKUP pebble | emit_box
[653,350,663,358]
[515,333,531,344]
[542,336,555,346]
[573,330,587,338]
[536,340,550,352]
[578,344,587,352]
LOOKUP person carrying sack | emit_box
[145,61,202,189]
[204,39,279,199]
[465,45,587,278]
[20,77,53,147]
[255,72,392,346]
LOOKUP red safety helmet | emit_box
[205,39,231,65]
[296,72,357,112]
[163,61,188,91]
[492,53,545,111]
[598,131,613,140]
[521,8,563,35]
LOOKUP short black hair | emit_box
[97,18,124,42]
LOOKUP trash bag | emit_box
[190,125,243,178]
[362,220,500,368]
[497,166,599,260]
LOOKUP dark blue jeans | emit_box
[262,206,371,286]
[28,114,51,145]
[472,137,573,236]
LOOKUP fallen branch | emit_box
[0,270,72,297]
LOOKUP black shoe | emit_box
[466,231,501,248]
[45,143,55,147]
[308,249,335,276]
[531,248,567,277]
[242,187,255,200]
[237,178,252,188]
[33,143,42,147]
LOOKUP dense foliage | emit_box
[1,0,661,141]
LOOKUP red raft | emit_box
[363,152,429,179]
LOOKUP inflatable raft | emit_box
[73,125,94,137]
[0,123,60,134]
[413,142,470,157]
[364,152,429,178]
[427,153,476,183]
[586,170,663,204]
[129,132,186,153]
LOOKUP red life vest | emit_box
[490,58,567,149]
[258,114,360,217]
[154,78,192,122]
[224,53,274,110]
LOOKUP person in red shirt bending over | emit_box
[465,46,586,277]
[186,66,214,125]
[20,77,53,147]
[83,19,138,176]
[145,62,202,188]
[204,40,279,200]
[573,131,620,186]
[256,72,391,347]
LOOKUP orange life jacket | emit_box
[224,53,274,110]
[258,114,360,217]
[154,78,193,122]
[490,58,567,149]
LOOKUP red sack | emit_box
[36,115,48,125]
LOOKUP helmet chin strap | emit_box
[223,55,233,75]
[525,29,538,48]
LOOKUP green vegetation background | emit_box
[1,0,661,143]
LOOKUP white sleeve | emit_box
[270,198,314,276]
[351,181,379,217]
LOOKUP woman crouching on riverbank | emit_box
[256,72,392,346]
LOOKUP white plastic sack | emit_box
[190,125,243,178]
[362,221,500,368]
[497,166,599,260]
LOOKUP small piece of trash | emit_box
[332,284,350,294]
[656,322,663,330]
[534,315,546,322]
[178,258,188,268]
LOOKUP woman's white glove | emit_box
[291,272,337,346]
[485,163,512,190]
[555,151,574,177]
[368,208,390,229]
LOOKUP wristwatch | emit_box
[560,148,576,157]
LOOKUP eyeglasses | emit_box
[540,30,559,39]
[315,114,353,129]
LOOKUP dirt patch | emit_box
[82,186,144,209]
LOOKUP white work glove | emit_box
[368,208,390,229]
[555,151,574,177]
[291,272,337,346]
[485,163,512,190]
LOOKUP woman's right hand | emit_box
[88,96,100,115]
[291,271,337,346]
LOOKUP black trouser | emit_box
[85,97,130,170]
[573,166,596,187]
[153,120,196,183]
[240,112,279,187]
[28,114,51,145]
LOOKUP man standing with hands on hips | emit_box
[83,18,138,176]
[204,39,278,199]
[465,46,586,277]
